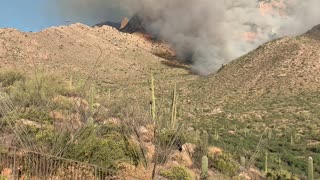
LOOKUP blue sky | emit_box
[0,1,127,32]
[0,1,63,32]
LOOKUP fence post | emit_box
[94,165,97,180]
[13,147,16,180]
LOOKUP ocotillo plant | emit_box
[170,83,177,129]
[201,155,208,179]
[308,157,314,180]
[150,73,156,121]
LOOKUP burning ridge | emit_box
[304,24,320,40]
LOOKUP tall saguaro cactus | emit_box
[69,75,73,90]
[88,85,95,120]
[240,156,246,168]
[201,131,209,156]
[308,157,314,180]
[278,156,282,170]
[170,83,177,129]
[214,129,219,140]
[89,85,95,111]
[265,152,268,174]
[201,155,209,179]
[150,73,156,121]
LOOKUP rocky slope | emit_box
[0,23,179,86]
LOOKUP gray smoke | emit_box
[54,0,129,23]
[54,0,320,75]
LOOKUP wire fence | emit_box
[0,144,140,180]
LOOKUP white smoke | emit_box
[54,0,320,75]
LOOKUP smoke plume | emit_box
[54,0,320,75]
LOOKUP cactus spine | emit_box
[308,157,314,180]
[201,155,209,179]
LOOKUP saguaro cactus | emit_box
[265,152,268,174]
[278,156,282,170]
[201,131,209,156]
[69,75,73,90]
[87,85,95,120]
[150,73,156,121]
[240,156,246,168]
[170,83,177,129]
[201,155,208,178]
[268,129,272,139]
[89,85,95,111]
[308,157,314,180]
[214,129,219,140]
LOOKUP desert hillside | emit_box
[0,23,180,84]
[0,23,320,179]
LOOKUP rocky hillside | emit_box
[0,23,179,86]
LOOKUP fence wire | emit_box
[0,144,141,180]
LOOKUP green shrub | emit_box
[266,169,299,180]
[8,74,67,106]
[0,72,144,173]
[183,128,201,145]
[17,106,52,123]
[208,153,239,176]
[158,128,185,150]
[16,122,71,154]
[0,71,25,87]
[65,124,140,169]
[160,166,193,180]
